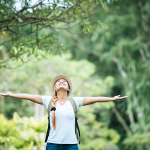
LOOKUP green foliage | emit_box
[78,104,120,150]
[0,112,46,150]
[0,114,18,143]
[0,0,107,68]
[22,116,47,133]
[123,133,150,147]
[0,109,120,150]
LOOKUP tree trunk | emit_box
[0,96,5,114]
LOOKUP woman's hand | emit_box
[113,95,127,100]
[0,92,12,96]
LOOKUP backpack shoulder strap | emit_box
[68,97,80,144]
[45,97,53,143]
[48,98,53,117]
[68,97,77,117]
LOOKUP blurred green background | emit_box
[0,0,150,150]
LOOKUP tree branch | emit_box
[112,105,132,136]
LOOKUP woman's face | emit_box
[55,78,70,93]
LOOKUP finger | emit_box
[0,93,5,94]
[120,96,127,99]
[0,94,6,96]
[122,96,127,98]
[0,93,5,95]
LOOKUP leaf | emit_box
[13,47,18,55]
[100,0,104,7]
[18,18,23,22]
[2,31,7,36]
[19,26,21,31]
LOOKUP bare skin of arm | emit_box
[83,95,127,106]
[0,92,43,104]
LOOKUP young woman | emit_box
[0,75,127,150]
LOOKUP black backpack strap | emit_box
[45,98,53,143]
[68,98,80,144]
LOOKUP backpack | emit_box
[45,97,80,144]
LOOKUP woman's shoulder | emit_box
[71,97,83,108]
[42,95,53,107]
[72,97,83,100]
[42,95,52,99]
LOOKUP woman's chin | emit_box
[57,87,67,91]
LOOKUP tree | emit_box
[0,0,104,68]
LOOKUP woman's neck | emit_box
[57,90,68,102]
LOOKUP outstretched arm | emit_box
[0,92,43,104]
[82,95,127,106]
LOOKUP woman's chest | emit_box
[51,102,75,119]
